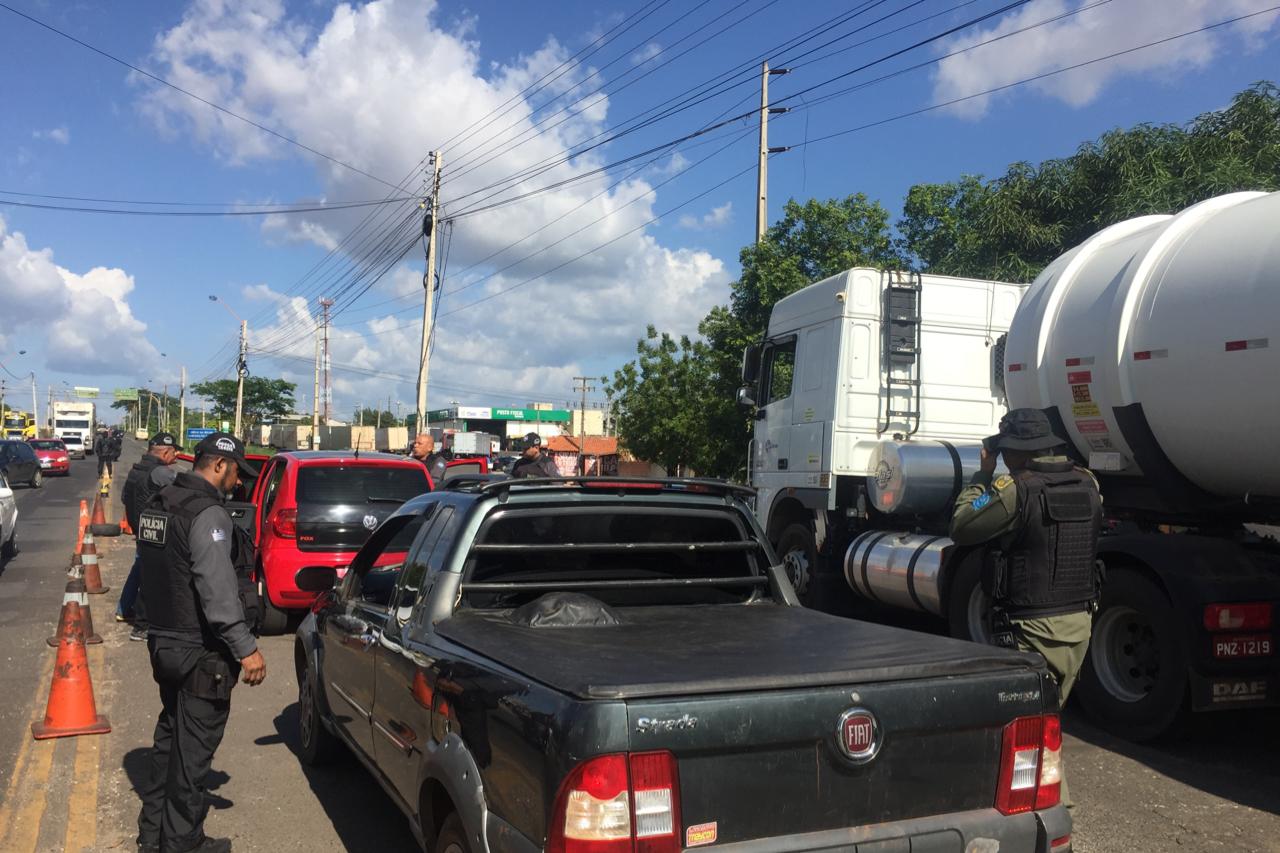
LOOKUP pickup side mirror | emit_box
[295,565,340,592]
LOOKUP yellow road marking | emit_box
[63,643,107,853]
[4,736,56,853]
[0,647,56,846]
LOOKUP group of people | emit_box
[94,426,123,477]
[408,429,558,482]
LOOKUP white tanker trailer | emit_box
[740,191,1280,740]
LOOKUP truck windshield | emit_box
[56,420,91,429]
[462,507,770,608]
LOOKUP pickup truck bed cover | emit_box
[437,603,1042,700]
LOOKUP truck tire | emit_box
[258,576,291,636]
[297,661,342,766]
[946,554,994,644]
[435,813,470,853]
[1077,569,1187,741]
[776,523,820,607]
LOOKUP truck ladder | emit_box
[878,269,923,436]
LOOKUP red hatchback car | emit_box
[28,439,71,476]
[232,451,436,634]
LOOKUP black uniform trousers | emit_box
[138,641,237,853]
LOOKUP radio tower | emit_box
[320,297,334,423]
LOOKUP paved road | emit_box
[0,443,1276,852]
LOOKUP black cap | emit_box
[987,408,1066,452]
[149,432,178,448]
[193,432,255,476]
[524,432,542,447]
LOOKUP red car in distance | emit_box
[28,439,71,476]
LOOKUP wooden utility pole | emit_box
[312,312,322,449]
[755,62,790,242]
[179,366,186,446]
[233,320,247,439]
[320,297,334,423]
[415,151,444,434]
[572,377,596,475]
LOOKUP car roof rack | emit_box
[465,476,755,500]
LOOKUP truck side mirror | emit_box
[736,386,758,413]
[741,343,763,384]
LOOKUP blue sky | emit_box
[1,0,1277,424]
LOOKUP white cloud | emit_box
[33,126,70,144]
[932,0,1280,118]
[678,201,733,230]
[0,216,160,374]
[632,42,662,66]
[261,212,341,251]
[137,0,732,415]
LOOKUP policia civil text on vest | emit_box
[134,433,266,853]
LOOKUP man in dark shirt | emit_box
[510,432,559,479]
[409,432,448,487]
[118,433,180,640]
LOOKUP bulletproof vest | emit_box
[139,474,261,645]
[998,462,1103,618]
[122,455,163,531]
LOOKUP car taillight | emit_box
[548,752,681,853]
[1204,602,1272,632]
[995,714,1061,815]
[272,508,297,539]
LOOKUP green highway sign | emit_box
[73,386,100,399]
[113,388,139,402]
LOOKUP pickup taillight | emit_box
[272,508,297,539]
[548,751,681,853]
[995,714,1061,815]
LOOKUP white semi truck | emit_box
[740,190,1280,739]
[52,401,96,459]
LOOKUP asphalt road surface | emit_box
[0,440,1276,852]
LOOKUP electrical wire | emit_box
[0,196,421,217]
[0,188,416,207]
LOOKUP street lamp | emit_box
[209,294,248,439]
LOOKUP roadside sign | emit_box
[113,388,139,402]
[220,421,231,432]
[186,428,215,443]
[73,386,100,399]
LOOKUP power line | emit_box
[0,1,401,191]
[0,196,417,217]
[0,188,415,207]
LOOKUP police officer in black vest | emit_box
[136,432,266,853]
[119,432,180,641]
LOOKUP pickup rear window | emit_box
[462,507,770,608]
[296,465,429,504]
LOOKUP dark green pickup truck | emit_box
[295,478,1072,853]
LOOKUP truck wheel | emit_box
[776,523,820,607]
[946,555,993,644]
[435,813,470,853]
[298,661,342,766]
[259,577,291,636]
[1077,569,1187,741]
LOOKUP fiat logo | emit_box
[837,708,880,763]
[362,514,379,530]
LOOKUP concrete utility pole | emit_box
[755,62,791,242]
[30,374,37,432]
[572,376,596,475]
[320,297,334,424]
[415,151,444,434]
[234,319,248,440]
[312,315,322,448]
[162,383,168,432]
[178,366,186,446]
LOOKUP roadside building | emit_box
[545,435,619,476]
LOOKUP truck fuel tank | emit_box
[845,531,951,616]
[868,440,1004,517]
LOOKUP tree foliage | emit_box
[190,378,296,427]
[611,82,1280,479]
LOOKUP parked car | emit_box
[28,438,71,476]
[294,478,1071,853]
[227,451,433,635]
[0,441,42,488]
[0,471,17,560]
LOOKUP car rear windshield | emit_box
[30,441,64,450]
[462,507,771,608]
[296,465,429,505]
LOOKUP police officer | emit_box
[510,432,558,479]
[950,408,1103,710]
[119,432,181,641]
[409,432,448,487]
[135,432,266,853]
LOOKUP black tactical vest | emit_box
[998,462,1103,618]
[122,454,163,532]
[139,473,261,646]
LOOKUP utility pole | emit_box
[311,317,321,448]
[179,366,186,447]
[572,377,596,475]
[320,297,334,423]
[162,383,168,432]
[415,151,444,434]
[755,62,791,242]
[234,319,248,439]
[387,394,393,428]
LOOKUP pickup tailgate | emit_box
[438,605,1050,840]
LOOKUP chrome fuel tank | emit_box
[844,530,952,616]
[868,440,999,516]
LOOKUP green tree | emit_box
[190,378,296,429]
[354,406,397,427]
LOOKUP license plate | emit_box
[40,460,51,467]
[1213,634,1273,659]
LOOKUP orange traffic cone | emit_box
[89,493,120,537]
[48,577,102,646]
[119,514,134,536]
[31,603,111,740]
[75,500,89,555]
[80,531,108,595]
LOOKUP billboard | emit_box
[113,388,139,402]
[73,386,100,399]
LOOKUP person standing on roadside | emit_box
[101,428,122,477]
[135,432,266,853]
[409,432,448,488]
[510,432,559,479]
[119,433,180,641]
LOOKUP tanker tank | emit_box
[1002,190,1280,519]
